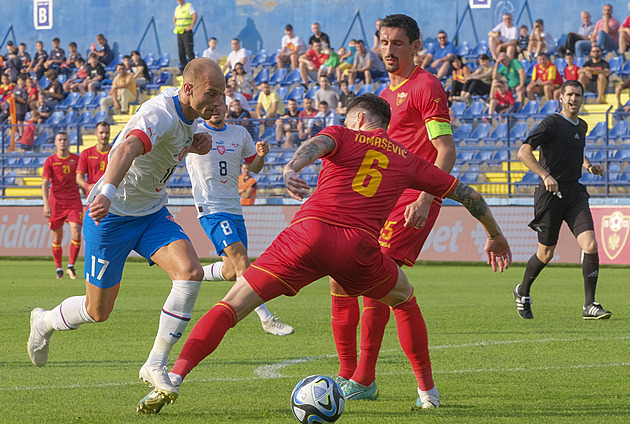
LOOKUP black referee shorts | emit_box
[528,184,594,246]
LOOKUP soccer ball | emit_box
[290,375,345,423]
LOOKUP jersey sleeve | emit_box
[317,125,342,158]
[410,155,459,198]
[417,77,453,140]
[524,117,550,150]
[42,157,52,179]
[125,106,173,154]
[76,150,88,174]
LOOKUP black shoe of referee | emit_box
[583,302,612,320]
[513,284,533,319]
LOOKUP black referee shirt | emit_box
[524,112,588,185]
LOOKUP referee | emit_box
[513,79,611,320]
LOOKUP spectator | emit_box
[337,79,356,116]
[306,100,340,137]
[422,31,457,79]
[336,40,357,82]
[448,55,471,103]
[275,98,301,147]
[298,41,329,86]
[232,62,255,98]
[372,18,382,59]
[348,39,385,84]
[527,19,555,58]
[516,25,530,59]
[79,53,106,95]
[238,163,257,205]
[27,40,48,81]
[93,34,115,67]
[488,80,515,118]
[0,73,15,100]
[576,4,619,58]
[202,37,221,62]
[615,78,630,110]
[458,54,494,103]
[577,45,609,104]
[222,38,251,74]
[276,24,307,70]
[619,3,630,54]
[309,22,331,49]
[297,97,318,140]
[227,98,256,139]
[12,74,29,135]
[35,97,52,121]
[19,110,40,152]
[313,75,339,110]
[492,52,526,103]
[559,11,595,58]
[7,46,23,83]
[173,0,197,73]
[17,43,31,68]
[319,46,340,80]
[64,57,87,92]
[36,69,64,108]
[60,42,81,74]
[25,76,39,111]
[526,53,563,102]
[488,13,518,59]
[225,77,251,112]
[44,37,66,72]
[122,55,132,71]
[100,63,137,115]
[256,81,285,134]
[130,50,151,88]
[554,51,581,101]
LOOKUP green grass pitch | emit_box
[1,258,628,423]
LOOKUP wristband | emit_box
[100,183,117,201]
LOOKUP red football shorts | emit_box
[244,218,400,301]
[49,199,83,230]
[378,190,442,267]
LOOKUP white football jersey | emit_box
[186,122,257,217]
[89,87,197,216]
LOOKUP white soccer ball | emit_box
[290,375,345,423]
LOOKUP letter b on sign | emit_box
[34,0,53,30]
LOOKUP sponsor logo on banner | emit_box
[601,211,629,260]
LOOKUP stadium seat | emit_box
[453,123,472,141]
[509,122,529,141]
[609,120,629,141]
[43,111,65,128]
[461,101,486,121]
[305,85,320,100]
[355,84,373,96]
[534,100,559,118]
[491,149,509,162]
[516,170,539,186]
[86,91,108,110]
[250,50,268,67]
[148,53,170,71]
[586,121,607,143]
[486,123,508,143]
[574,57,585,67]
[105,54,123,72]
[1,170,17,186]
[466,61,477,72]
[512,100,539,120]
[580,172,605,185]
[276,86,288,101]
[586,150,606,161]
[56,92,80,111]
[68,130,79,145]
[608,56,623,77]
[519,59,530,71]
[60,110,78,127]
[38,76,50,88]
[33,133,50,148]
[456,41,470,57]
[83,110,108,129]
[374,83,389,96]
[464,41,488,61]
[145,71,171,92]
[269,68,288,86]
[287,86,305,102]
[76,92,95,109]
[554,58,566,76]
[456,150,475,162]
[465,123,491,143]
[280,68,302,86]
[77,110,92,126]
[458,170,479,184]
[143,53,156,69]
[450,101,467,118]
[618,59,630,77]
[254,68,270,85]
[525,61,536,77]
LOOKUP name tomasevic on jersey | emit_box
[354,133,407,158]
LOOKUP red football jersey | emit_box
[564,64,579,81]
[379,67,452,164]
[292,126,458,237]
[42,153,81,206]
[77,145,109,186]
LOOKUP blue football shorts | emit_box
[198,213,248,256]
[83,206,190,289]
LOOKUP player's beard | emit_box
[383,55,400,73]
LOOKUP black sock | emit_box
[582,252,599,305]
[520,254,547,296]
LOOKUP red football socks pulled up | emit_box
[52,242,62,269]
[330,295,359,380]
[352,297,390,386]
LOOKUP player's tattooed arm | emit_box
[285,135,335,173]
[447,182,501,238]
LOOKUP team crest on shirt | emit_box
[216,139,226,155]
[396,92,408,106]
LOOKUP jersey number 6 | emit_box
[351,149,389,197]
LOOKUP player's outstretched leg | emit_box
[257,303,294,336]
[330,294,360,380]
[27,295,96,367]
[351,297,390,387]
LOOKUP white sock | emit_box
[146,280,202,368]
[254,303,273,322]
[418,386,439,398]
[202,262,225,281]
[37,295,95,334]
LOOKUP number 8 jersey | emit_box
[88,88,197,216]
[186,122,257,217]
[292,126,459,238]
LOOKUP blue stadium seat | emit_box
[586,121,607,143]
[487,123,508,142]
[304,85,320,100]
[451,101,467,118]
[464,41,488,61]
[276,86,288,101]
[355,84,373,96]
[83,110,108,129]
[512,100,539,120]
[458,170,479,184]
[68,130,79,145]
[574,57,585,67]
[453,123,472,141]
[250,50,268,67]
[143,53,156,69]
[86,91,108,110]
[149,53,170,71]
[456,150,475,162]
[77,110,92,126]
[509,122,529,141]
[280,68,302,86]
[43,111,65,128]
[56,92,80,111]
[105,54,123,72]
[269,68,288,86]
[145,71,171,92]
[516,170,539,186]
[608,56,623,77]
[465,123,491,143]
[254,68,270,85]
[534,100,559,118]
[492,149,509,162]
[457,41,470,57]
[60,110,78,126]
[609,120,629,141]
[586,150,606,161]
[287,86,305,102]
[1,170,17,186]
[76,92,95,109]
[619,59,630,77]
[461,101,486,121]
[554,58,566,76]
[374,83,389,96]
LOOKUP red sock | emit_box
[392,297,434,391]
[330,295,359,380]
[69,239,81,267]
[171,302,236,379]
[52,242,62,269]
[352,297,390,386]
